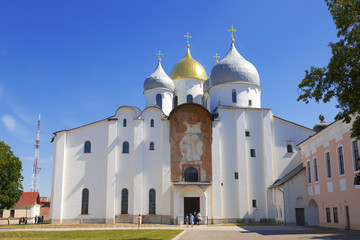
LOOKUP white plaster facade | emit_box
[50,41,315,224]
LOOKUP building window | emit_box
[245,131,250,137]
[184,167,198,182]
[307,161,312,183]
[287,144,293,153]
[150,119,154,127]
[280,208,283,218]
[84,141,91,153]
[234,172,238,179]
[352,140,360,171]
[326,208,331,222]
[313,158,319,182]
[149,141,155,150]
[325,152,332,178]
[121,188,128,214]
[10,210,15,218]
[232,89,237,103]
[149,189,156,214]
[174,96,178,108]
[338,146,345,175]
[333,207,338,223]
[250,149,256,157]
[81,188,89,215]
[122,141,129,154]
[275,208,278,218]
[248,100,252,106]
[252,200,257,208]
[187,94,193,103]
[156,94,162,109]
[123,118,127,127]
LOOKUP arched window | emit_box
[173,96,178,108]
[122,141,129,153]
[156,94,162,109]
[123,118,127,127]
[149,189,156,214]
[187,94,193,103]
[149,141,155,150]
[232,89,237,103]
[150,119,154,127]
[121,188,128,214]
[184,167,198,182]
[287,144,293,153]
[81,188,89,214]
[84,141,91,153]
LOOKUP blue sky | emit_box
[0,0,339,197]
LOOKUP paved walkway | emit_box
[178,225,360,240]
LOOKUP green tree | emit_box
[0,140,23,210]
[297,0,360,138]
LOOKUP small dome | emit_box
[209,43,260,87]
[144,61,175,92]
[170,46,207,81]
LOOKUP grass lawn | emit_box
[0,229,183,239]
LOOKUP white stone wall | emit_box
[173,78,204,105]
[207,83,261,112]
[144,89,173,115]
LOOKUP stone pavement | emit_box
[178,225,360,240]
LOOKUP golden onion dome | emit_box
[170,45,207,81]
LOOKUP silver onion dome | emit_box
[209,43,260,87]
[144,61,175,92]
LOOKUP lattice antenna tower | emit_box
[31,113,42,192]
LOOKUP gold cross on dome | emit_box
[156,50,163,62]
[184,32,192,46]
[228,25,237,43]
[213,53,220,64]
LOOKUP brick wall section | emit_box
[170,104,212,182]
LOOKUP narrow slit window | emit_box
[122,141,129,154]
[250,149,256,157]
[232,89,237,103]
[121,188,128,214]
[84,141,91,153]
[149,189,156,214]
[123,118,127,127]
[149,141,155,150]
[156,94,162,109]
[187,94,193,103]
[81,188,89,214]
[150,119,154,127]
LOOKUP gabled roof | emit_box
[268,164,304,189]
[16,192,41,205]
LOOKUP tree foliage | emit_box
[0,140,23,210]
[297,0,360,138]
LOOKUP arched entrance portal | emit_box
[306,199,319,226]
[180,186,207,224]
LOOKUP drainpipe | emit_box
[278,188,286,225]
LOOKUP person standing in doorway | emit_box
[137,214,142,229]
[185,214,189,227]
[190,213,194,227]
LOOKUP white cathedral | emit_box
[50,31,315,224]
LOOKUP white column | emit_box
[50,131,67,224]
[211,120,222,223]
[105,119,118,223]
[132,119,144,222]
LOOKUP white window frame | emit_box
[351,139,360,172]
[337,145,345,175]
[307,160,312,184]
[313,157,319,182]
[325,151,332,179]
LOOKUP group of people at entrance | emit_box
[185,212,202,227]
